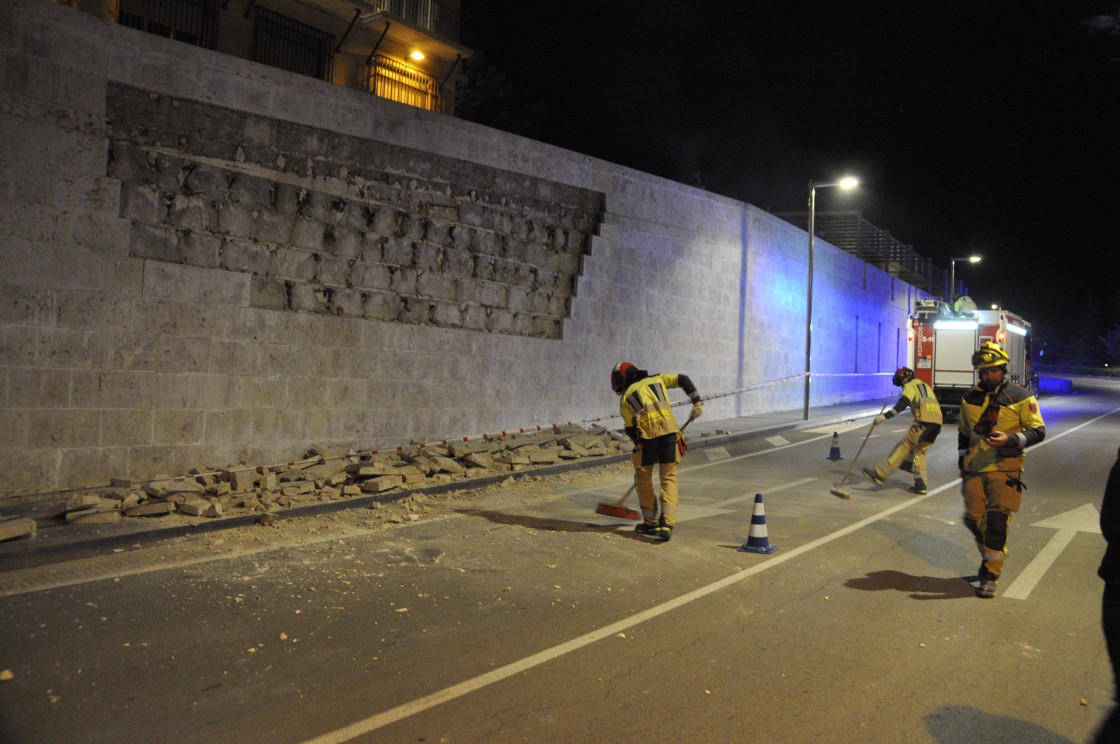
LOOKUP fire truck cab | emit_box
[907,297,1036,418]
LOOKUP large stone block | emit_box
[28,408,101,448]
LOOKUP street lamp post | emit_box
[804,176,859,420]
[948,255,981,302]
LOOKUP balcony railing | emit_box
[360,0,459,41]
[369,53,444,112]
[777,210,947,296]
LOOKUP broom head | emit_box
[594,502,641,520]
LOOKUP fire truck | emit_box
[907,297,1037,417]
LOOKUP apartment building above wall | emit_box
[59,0,471,114]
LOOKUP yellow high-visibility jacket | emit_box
[890,379,943,425]
[619,373,685,442]
[958,381,1046,472]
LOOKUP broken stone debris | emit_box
[0,425,629,539]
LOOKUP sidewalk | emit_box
[0,400,884,564]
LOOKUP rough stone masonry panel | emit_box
[105,84,606,340]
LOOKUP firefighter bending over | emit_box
[611,362,702,543]
[958,341,1046,599]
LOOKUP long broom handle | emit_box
[838,404,888,484]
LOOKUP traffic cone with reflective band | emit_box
[737,493,778,554]
[826,432,843,461]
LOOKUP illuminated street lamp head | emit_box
[838,176,859,190]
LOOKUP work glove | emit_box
[873,414,887,425]
[957,450,966,474]
[690,401,703,420]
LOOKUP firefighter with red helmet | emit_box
[611,362,702,542]
[862,366,943,494]
[959,341,1046,598]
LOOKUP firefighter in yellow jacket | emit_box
[862,366,943,494]
[958,341,1046,598]
[612,362,702,542]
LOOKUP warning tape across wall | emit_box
[30,372,890,497]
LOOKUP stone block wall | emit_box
[0,0,916,501]
[108,84,601,338]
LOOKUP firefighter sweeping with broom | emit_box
[862,366,943,494]
[611,362,703,542]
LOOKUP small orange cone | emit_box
[737,493,778,554]
[826,432,843,461]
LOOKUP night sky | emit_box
[457,1,1120,360]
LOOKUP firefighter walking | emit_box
[958,341,1046,598]
[862,366,943,494]
[611,361,702,542]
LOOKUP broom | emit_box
[595,414,696,520]
[829,404,887,500]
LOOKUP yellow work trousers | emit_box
[632,433,679,527]
[961,470,1024,578]
[875,422,935,481]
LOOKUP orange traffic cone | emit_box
[737,493,778,554]
[826,432,843,461]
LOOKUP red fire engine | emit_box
[907,298,1036,417]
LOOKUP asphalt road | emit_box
[1,379,1117,743]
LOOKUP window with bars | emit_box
[117,0,219,49]
[251,7,335,82]
[369,53,441,112]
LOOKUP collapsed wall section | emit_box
[108,84,603,339]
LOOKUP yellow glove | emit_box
[874,414,887,425]
[690,401,703,420]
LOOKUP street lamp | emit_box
[948,255,981,302]
[804,176,859,420]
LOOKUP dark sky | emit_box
[457,1,1120,349]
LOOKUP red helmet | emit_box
[611,361,634,393]
[892,367,915,386]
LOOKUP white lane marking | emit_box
[304,407,1120,742]
[1002,504,1102,600]
[302,484,946,744]
[711,477,817,509]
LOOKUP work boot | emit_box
[654,521,673,542]
[862,467,885,486]
[908,479,928,495]
[976,579,998,598]
[635,522,659,537]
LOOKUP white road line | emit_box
[711,477,817,508]
[301,486,943,744]
[304,407,1120,742]
[1002,529,1077,600]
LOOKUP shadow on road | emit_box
[459,508,654,541]
[844,569,977,600]
[925,705,1076,743]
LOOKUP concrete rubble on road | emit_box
[0,425,631,541]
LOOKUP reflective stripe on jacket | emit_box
[619,373,683,440]
[958,381,1046,472]
[904,379,943,425]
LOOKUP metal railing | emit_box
[252,6,335,82]
[360,0,460,41]
[117,0,219,49]
[369,53,443,112]
[777,210,947,296]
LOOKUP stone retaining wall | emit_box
[0,0,920,502]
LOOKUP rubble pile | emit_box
[8,424,630,536]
